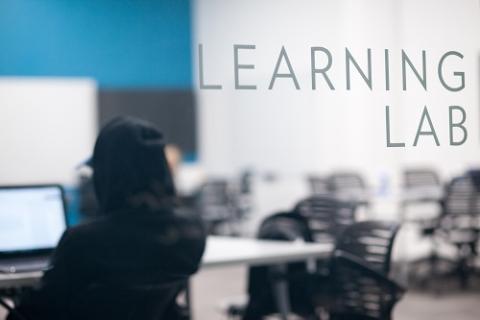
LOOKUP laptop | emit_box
[0,185,68,273]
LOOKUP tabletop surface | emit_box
[0,236,333,288]
[202,236,332,268]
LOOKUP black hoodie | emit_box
[9,117,206,320]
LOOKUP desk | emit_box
[202,236,332,268]
[0,236,333,319]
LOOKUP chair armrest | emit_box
[333,250,407,294]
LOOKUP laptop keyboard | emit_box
[0,258,50,274]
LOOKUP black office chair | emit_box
[326,221,406,320]
[196,179,238,235]
[241,212,318,320]
[70,280,188,320]
[3,279,188,320]
[294,195,356,245]
[436,175,480,288]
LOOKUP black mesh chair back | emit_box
[329,221,404,320]
[69,280,186,320]
[403,169,440,189]
[439,175,480,288]
[442,175,480,244]
[307,175,330,196]
[196,180,235,229]
[294,196,355,244]
[444,175,480,216]
[336,221,399,274]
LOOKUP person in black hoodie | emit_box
[8,116,206,320]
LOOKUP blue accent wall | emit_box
[0,0,192,88]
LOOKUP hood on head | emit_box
[91,116,175,212]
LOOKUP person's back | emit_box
[9,116,206,320]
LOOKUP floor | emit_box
[191,265,480,320]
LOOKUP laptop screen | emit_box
[0,186,67,253]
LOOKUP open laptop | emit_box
[0,185,68,273]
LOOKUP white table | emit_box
[202,236,332,268]
[0,236,333,319]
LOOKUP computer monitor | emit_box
[0,185,67,255]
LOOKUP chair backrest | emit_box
[307,175,330,196]
[197,180,231,207]
[196,179,236,223]
[403,169,441,189]
[327,173,370,208]
[257,211,312,242]
[294,196,355,244]
[327,172,367,192]
[69,280,185,320]
[444,175,480,217]
[330,221,401,320]
[335,221,399,274]
[441,176,480,244]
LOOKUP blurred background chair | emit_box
[324,221,406,320]
[196,174,255,236]
[435,175,480,289]
[294,195,356,245]
[408,174,480,291]
[240,211,318,320]
[231,170,254,224]
[399,168,446,289]
[400,168,443,222]
[307,175,330,196]
[327,172,371,218]
[404,169,441,191]
[196,179,238,235]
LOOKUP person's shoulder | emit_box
[163,207,207,243]
[60,216,111,244]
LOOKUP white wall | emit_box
[0,78,97,185]
[193,0,480,191]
